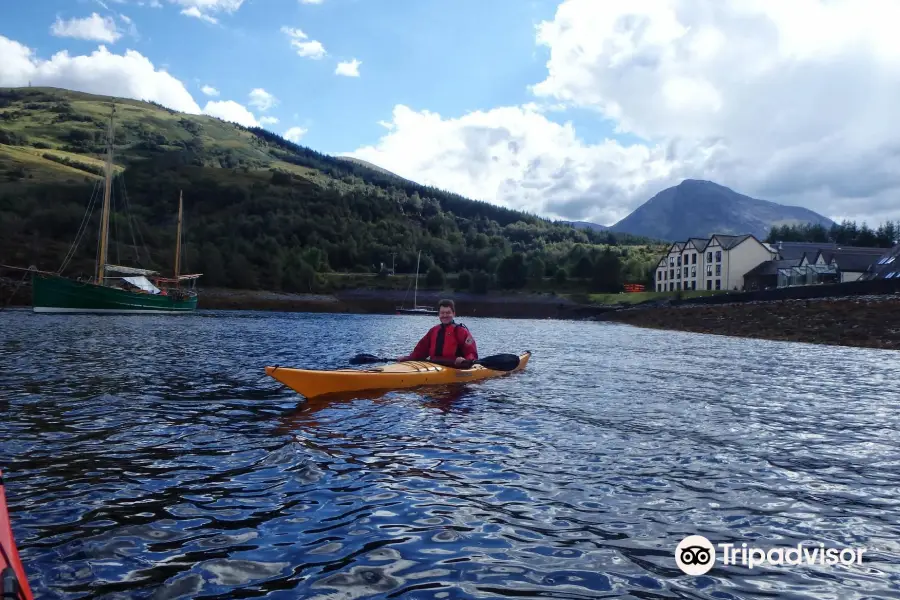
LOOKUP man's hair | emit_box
[438,298,455,312]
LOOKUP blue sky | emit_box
[1,0,898,226]
[0,0,613,154]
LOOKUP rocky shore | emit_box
[1,281,612,320]
[198,287,611,319]
[598,294,900,350]
[8,274,899,350]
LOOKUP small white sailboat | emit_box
[395,250,438,315]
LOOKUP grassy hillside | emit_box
[0,86,666,294]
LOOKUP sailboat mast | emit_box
[174,190,183,287]
[414,250,421,307]
[95,104,115,285]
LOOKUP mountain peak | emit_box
[610,180,833,241]
[676,179,724,190]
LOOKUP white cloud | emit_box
[335,58,360,77]
[180,6,218,24]
[248,88,277,111]
[280,26,306,38]
[299,0,323,4]
[293,40,326,59]
[202,100,258,127]
[51,13,122,43]
[201,84,219,96]
[348,0,900,225]
[259,116,279,126]
[118,14,139,39]
[0,35,201,114]
[281,26,326,59]
[169,0,244,12]
[0,34,269,134]
[346,104,675,225]
[284,127,307,143]
[172,0,246,23]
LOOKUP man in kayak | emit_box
[397,299,478,366]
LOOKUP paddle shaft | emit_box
[350,352,520,371]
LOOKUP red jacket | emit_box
[408,322,478,362]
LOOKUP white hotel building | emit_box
[655,234,777,292]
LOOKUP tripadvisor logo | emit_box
[675,535,867,575]
[676,535,716,575]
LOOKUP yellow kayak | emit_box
[266,351,531,398]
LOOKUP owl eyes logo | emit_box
[675,535,716,575]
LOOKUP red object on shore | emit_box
[0,471,34,600]
[624,283,645,292]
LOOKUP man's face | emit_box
[439,306,454,324]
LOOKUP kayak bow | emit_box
[0,472,34,600]
[266,351,531,398]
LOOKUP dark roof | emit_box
[773,241,891,261]
[806,248,886,272]
[685,237,710,251]
[774,242,839,260]
[712,234,753,250]
[829,252,882,272]
[744,258,801,277]
[859,244,900,279]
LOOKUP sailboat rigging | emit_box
[30,103,202,314]
[395,250,438,315]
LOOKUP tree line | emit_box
[1,159,663,295]
[0,87,667,295]
[766,221,898,248]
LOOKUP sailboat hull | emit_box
[395,307,438,315]
[32,274,197,314]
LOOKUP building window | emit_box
[691,266,696,277]
[664,271,667,280]
[670,282,674,291]
[670,269,674,279]
[715,279,721,289]
[677,282,681,290]
[715,264,721,275]
[658,271,662,281]
[706,265,712,276]
[670,257,674,266]
[716,250,722,262]
[677,255,682,266]
[684,266,688,277]
[707,280,712,290]
[692,254,697,264]
[692,281,696,290]
[707,251,712,262]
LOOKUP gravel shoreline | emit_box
[599,294,900,350]
[8,278,899,347]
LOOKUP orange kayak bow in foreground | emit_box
[266,351,531,398]
[0,471,34,600]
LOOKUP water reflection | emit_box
[1,310,899,599]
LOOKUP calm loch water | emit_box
[1,309,899,599]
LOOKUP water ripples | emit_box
[1,309,900,598]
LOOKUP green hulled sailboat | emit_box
[31,105,201,314]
